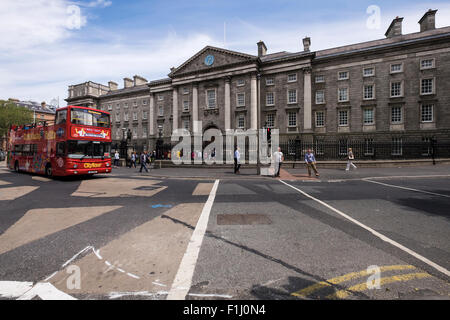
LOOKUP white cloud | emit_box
[84,0,112,8]
[0,0,88,52]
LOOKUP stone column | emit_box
[172,87,178,132]
[224,77,231,130]
[250,74,258,130]
[303,67,312,131]
[192,84,199,133]
[149,93,155,136]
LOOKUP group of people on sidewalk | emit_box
[113,150,156,173]
[233,146,357,177]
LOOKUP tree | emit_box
[0,100,34,140]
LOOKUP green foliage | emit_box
[0,100,34,138]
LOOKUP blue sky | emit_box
[1,0,449,106]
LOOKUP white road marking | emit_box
[365,174,450,180]
[152,281,167,287]
[364,179,450,198]
[108,291,168,299]
[0,281,33,298]
[43,271,58,282]
[61,246,92,268]
[187,293,233,298]
[279,179,450,278]
[127,273,140,279]
[17,282,76,300]
[167,179,220,300]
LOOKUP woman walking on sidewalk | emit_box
[346,148,357,171]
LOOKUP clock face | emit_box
[204,55,214,66]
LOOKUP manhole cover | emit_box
[217,214,272,225]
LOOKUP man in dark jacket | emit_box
[139,151,149,173]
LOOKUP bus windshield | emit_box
[70,108,110,128]
[67,140,111,159]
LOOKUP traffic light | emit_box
[267,128,271,141]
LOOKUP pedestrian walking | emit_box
[273,147,284,177]
[304,148,319,177]
[129,152,137,168]
[346,148,357,171]
[139,151,149,173]
[114,150,120,167]
[234,147,241,174]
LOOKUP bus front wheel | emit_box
[45,164,53,177]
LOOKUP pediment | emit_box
[170,46,257,77]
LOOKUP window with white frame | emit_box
[287,73,297,82]
[266,92,274,106]
[115,111,121,122]
[124,102,128,108]
[158,95,164,101]
[421,104,433,122]
[133,112,138,121]
[364,138,374,155]
[143,110,148,120]
[364,84,375,100]
[132,127,137,139]
[363,67,375,77]
[158,105,164,116]
[421,78,434,95]
[266,78,274,86]
[237,93,245,107]
[315,75,325,83]
[142,127,147,138]
[133,100,137,107]
[363,108,374,125]
[287,112,297,127]
[237,79,245,86]
[143,99,147,105]
[390,81,402,97]
[288,90,297,104]
[183,100,189,111]
[392,137,402,155]
[183,87,189,94]
[315,111,325,127]
[108,104,112,110]
[390,63,403,73]
[266,113,275,128]
[207,89,216,108]
[116,103,120,110]
[338,87,348,102]
[315,90,325,104]
[420,59,434,70]
[124,112,129,121]
[391,106,402,123]
[116,129,121,140]
[338,71,349,80]
[338,110,349,126]
[237,114,245,128]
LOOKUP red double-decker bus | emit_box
[7,105,112,177]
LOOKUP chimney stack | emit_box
[419,9,437,32]
[108,81,118,91]
[302,37,311,52]
[257,41,267,57]
[133,75,148,86]
[124,77,133,88]
[385,16,403,38]
[41,101,47,109]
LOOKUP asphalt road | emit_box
[0,161,449,300]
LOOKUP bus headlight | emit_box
[73,164,78,169]
[106,162,110,167]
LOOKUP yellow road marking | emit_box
[327,272,431,299]
[291,265,416,298]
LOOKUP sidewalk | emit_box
[109,163,450,181]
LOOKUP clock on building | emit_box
[204,55,214,66]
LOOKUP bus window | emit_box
[23,144,31,156]
[70,108,110,127]
[14,145,23,156]
[56,142,66,156]
[55,110,67,125]
[31,144,38,155]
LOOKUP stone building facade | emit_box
[66,9,450,155]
